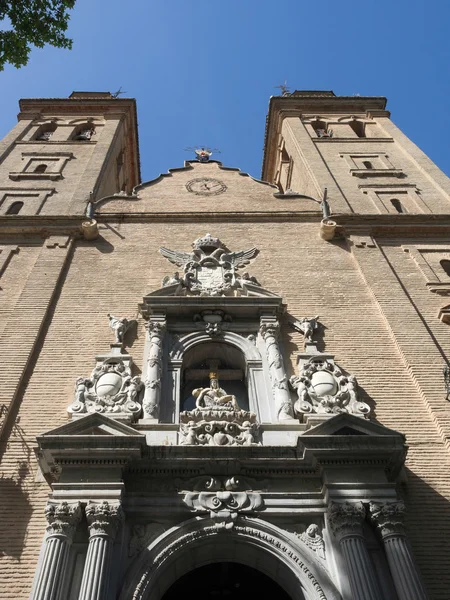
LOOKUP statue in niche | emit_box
[193,372,241,411]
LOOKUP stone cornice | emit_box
[0,215,86,237]
[331,213,450,237]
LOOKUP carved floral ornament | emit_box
[159,233,260,297]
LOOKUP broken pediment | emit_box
[36,413,146,483]
[94,161,323,215]
[141,233,283,304]
[302,413,405,438]
[38,412,146,438]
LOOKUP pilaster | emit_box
[0,235,73,438]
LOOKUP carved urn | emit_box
[96,372,122,397]
[310,370,337,397]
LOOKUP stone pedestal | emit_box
[370,502,428,600]
[78,501,123,600]
[329,502,381,600]
[31,502,81,600]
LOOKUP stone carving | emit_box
[143,319,166,418]
[68,356,143,419]
[159,233,259,297]
[193,310,232,337]
[85,501,124,539]
[45,501,81,538]
[129,523,166,557]
[328,501,365,539]
[291,316,320,344]
[297,524,326,559]
[130,524,329,600]
[179,371,260,446]
[107,313,134,344]
[369,501,406,537]
[183,476,263,529]
[290,358,370,418]
[176,475,260,493]
[260,319,294,420]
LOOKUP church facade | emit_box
[0,90,450,599]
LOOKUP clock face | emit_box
[186,177,227,196]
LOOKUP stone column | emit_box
[31,501,81,600]
[78,501,124,600]
[259,318,293,420]
[328,502,382,600]
[143,318,166,419]
[370,502,429,600]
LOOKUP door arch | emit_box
[120,518,342,600]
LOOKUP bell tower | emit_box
[262,90,450,214]
[0,91,140,216]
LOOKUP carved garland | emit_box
[130,522,329,600]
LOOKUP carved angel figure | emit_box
[292,316,320,342]
[107,314,132,344]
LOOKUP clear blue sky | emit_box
[1,0,449,182]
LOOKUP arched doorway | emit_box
[162,562,292,599]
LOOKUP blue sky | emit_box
[0,0,449,182]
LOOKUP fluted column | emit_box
[78,501,124,600]
[329,502,381,600]
[259,318,293,420]
[370,502,428,600]
[31,501,81,600]
[143,319,166,419]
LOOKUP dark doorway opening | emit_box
[162,562,292,599]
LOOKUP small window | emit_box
[72,125,96,141]
[391,198,407,213]
[34,123,57,141]
[34,164,48,173]
[440,260,450,277]
[363,160,373,169]
[6,201,24,215]
[312,120,332,138]
[349,120,366,138]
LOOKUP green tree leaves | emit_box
[0,1,75,71]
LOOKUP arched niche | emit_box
[119,518,342,600]
[160,331,269,423]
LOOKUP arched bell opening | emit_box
[181,341,249,412]
[161,562,293,600]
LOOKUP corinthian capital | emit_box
[369,502,406,538]
[45,501,81,538]
[85,501,124,540]
[328,501,365,539]
[146,320,166,337]
[259,320,280,340]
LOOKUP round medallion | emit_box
[186,178,227,196]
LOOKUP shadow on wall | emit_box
[401,468,450,599]
[0,461,33,559]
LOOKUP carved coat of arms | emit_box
[160,233,259,297]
